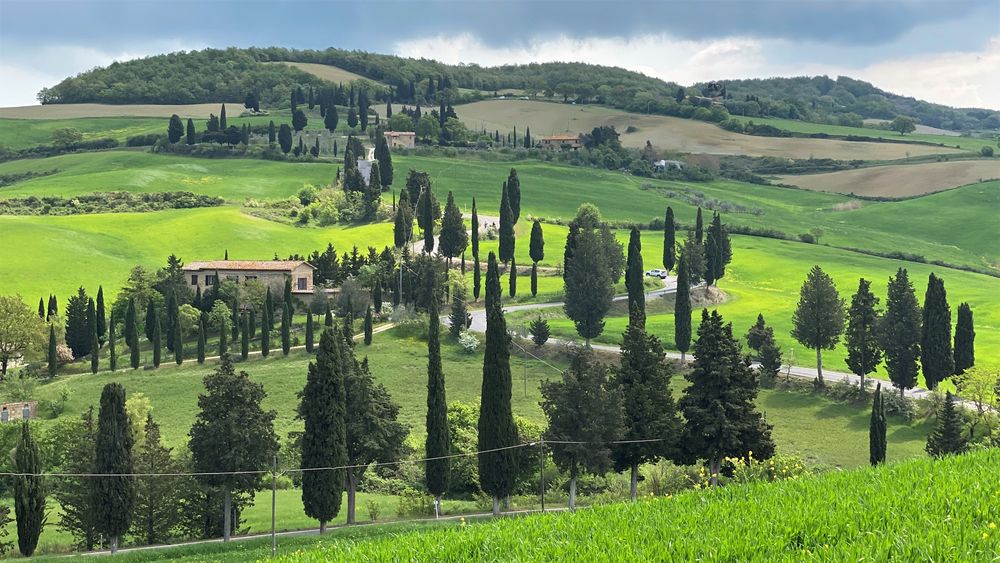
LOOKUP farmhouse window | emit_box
[191,275,198,285]
[297,277,307,290]
[206,275,218,285]
[245,275,257,281]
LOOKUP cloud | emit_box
[394,33,1000,109]
[0,40,204,107]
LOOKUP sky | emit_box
[0,0,998,109]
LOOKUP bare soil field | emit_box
[271,61,373,84]
[0,103,244,119]
[456,100,963,160]
[776,159,1000,197]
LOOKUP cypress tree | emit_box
[241,312,249,360]
[674,255,691,362]
[449,283,468,339]
[196,315,206,364]
[167,114,184,143]
[881,268,921,398]
[478,253,518,515]
[85,297,97,359]
[230,298,240,342]
[219,104,227,129]
[165,292,177,353]
[529,219,544,266]
[305,312,315,353]
[471,197,481,300]
[921,273,953,389]
[267,120,276,143]
[506,168,521,224]
[174,313,184,365]
[125,298,136,349]
[65,289,91,359]
[90,314,99,374]
[439,191,468,267]
[96,285,107,344]
[47,294,57,319]
[186,118,196,145]
[130,312,141,370]
[298,328,347,533]
[791,265,845,385]
[373,279,383,313]
[324,305,334,327]
[925,391,967,457]
[363,306,373,345]
[218,317,228,359]
[869,383,887,466]
[498,183,515,264]
[746,314,769,356]
[473,256,482,302]
[265,288,275,333]
[508,258,517,297]
[91,383,135,554]
[260,309,270,358]
[426,291,450,512]
[680,310,774,485]
[108,314,117,371]
[193,286,203,312]
[38,297,44,319]
[563,226,614,343]
[281,303,291,356]
[694,207,704,244]
[144,300,156,343]
[663,207,676,273]
[846,278,883,390]
[14,422,45,556]
[624,227,645,327]
[47,324,57,377]
[953,302,975,374]
[530,263,538,297]
[151,310,161,368]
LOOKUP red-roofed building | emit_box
[540,134,582,150]
[183,260,315,294]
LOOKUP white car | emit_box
[645,269,667,279]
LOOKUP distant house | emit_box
[383,131,416,149]
[653,159,685,172]
[0,401,37,422]
[540,134,582,150]
[183,260,316,294]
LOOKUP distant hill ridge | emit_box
[37,46,998,131]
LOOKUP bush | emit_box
[458,330,480,354]
[397,489,435,516]
[881,390,916,421]
[366,500,381,522]
[982,146,994,157]
[126,133,164,147]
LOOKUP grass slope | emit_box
[271,61,374,84]
[456,100,964,160]
[777,160,1000,198]
[274,449,1000,561]
[0,103,246,120]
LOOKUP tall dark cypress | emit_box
[130,310,141,370]
[84,297,97,359]
[260,308,270,358]
[471,197,482,300]
[869,383,887,466]
[694,207,704,244]
[624,227,645,327]
[265,288,275,332]
[530,263,538,297]
[281,302,291,356]
[506,168,521,224]
[953,302,975,374]
[498,184,515,264]
[663,207,676,273]
[151,310,161,368]
[925,391,967,457]
[14,422,45,556]
[108,314,117,371]
[196,315,206,364]
[674,255,692,361]
[846,278,883,390]
[508,258,517,298]
[38,297,44,319]
[425,294,449,510]
[324,305,334,327]
[478,253,518,515]
[299,328,347,533]
[91,383,135,554]
[218,317,228,359]
[96,286,107,344]
[305,311,315,353]
[47,325,57,377]
[920,273,953,389]
[47,294,57,319]
[124,298,136,349]
[881,268,921,398]
[363,306,373,345]
[144,301,156,343]
[241,312,249,360]
[186,118,196,145]
[219,103,227,129]
[90,314,100,374]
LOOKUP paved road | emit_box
[463,279,934,399]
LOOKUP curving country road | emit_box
[463,277,936,400]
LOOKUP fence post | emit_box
[271,454,277,557]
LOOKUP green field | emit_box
[272,449,1000,561]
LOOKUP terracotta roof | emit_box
[384,131,415,136]
[183,260,315,271]
[542,134,580,141]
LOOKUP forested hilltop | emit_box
[37,46,998,131]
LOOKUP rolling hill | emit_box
[776,160,1000,198]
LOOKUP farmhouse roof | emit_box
[183,260,315,272]
[384,131,415,137]
[542,134,581,141]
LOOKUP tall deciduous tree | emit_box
[439,191,468,267]
[425,294,449,514]
[846,278,883,390]
[791,266,845,385]
[0,295,44,380]
[663,207,676,273]
[498,183,515,264]
[921,273,953,389]
[953,302,975,374]
[189,356,278,541]
[613,318,681,501]
[869,383,887,466]
[680,310,774,485]
[298,328,347,533]
[541,349,624,510]
[91,383,135,553]
[881,268,921,398]
[674,254,692,362]
[624,227,645,327]
[14,422,45,556]
[478,253,518,515]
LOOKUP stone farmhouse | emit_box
[183,260,316,295]
[383,130,416,149]
[540,134,582,150]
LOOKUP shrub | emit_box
[126,133,163,147]
[982,146,994,157]
[879,389,916,421]
[366,500,381,522]
[397,489,435,516]
[458,330,480,354]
